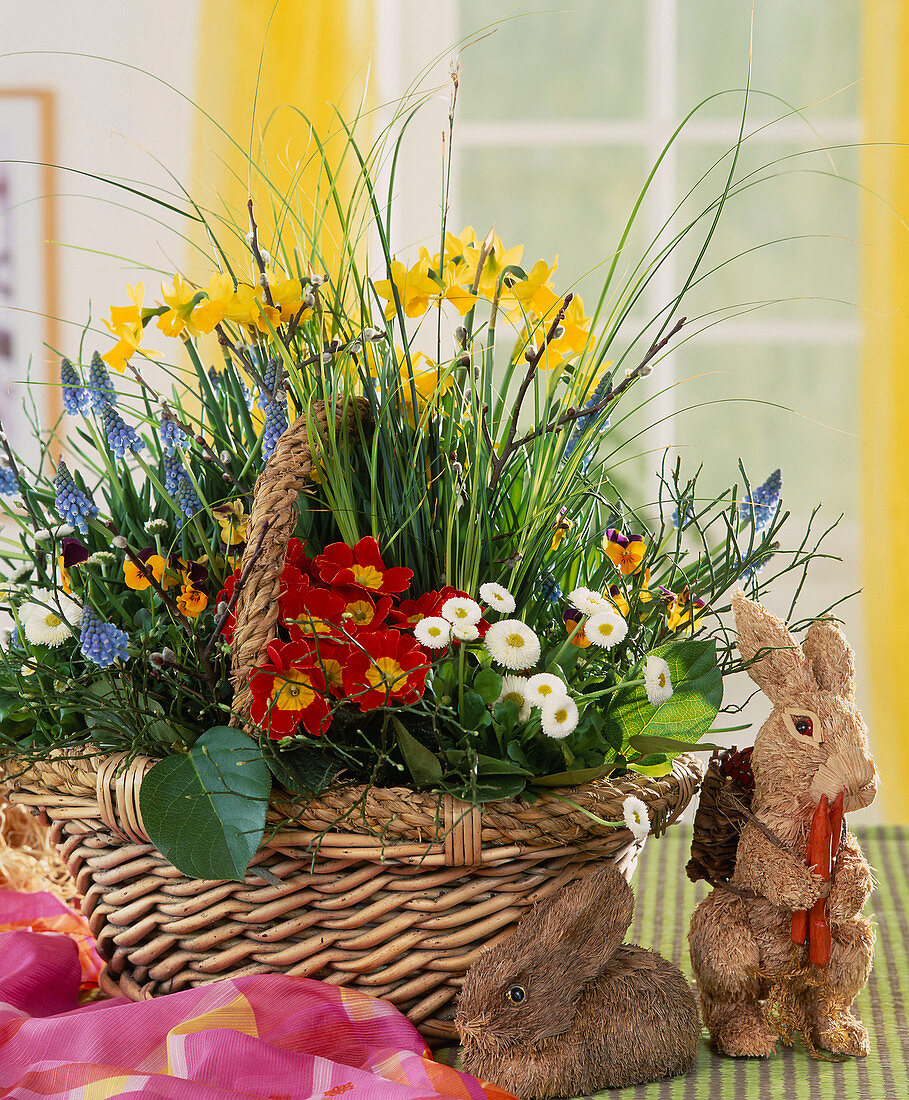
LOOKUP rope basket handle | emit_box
[229,397,373,725]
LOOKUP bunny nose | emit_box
[810,747,877,810]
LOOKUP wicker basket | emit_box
[2,402,703,1042]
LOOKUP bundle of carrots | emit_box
[791,790,845,966]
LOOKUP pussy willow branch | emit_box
[215,325,270,397]
[487,293,573,493]
[505,315,687,457]
[247,198,276,309]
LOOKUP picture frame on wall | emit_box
[0,89,58,471]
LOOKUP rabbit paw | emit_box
[813,1011,869,1057]
[709,1004,777,1058]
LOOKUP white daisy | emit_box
[451,620,480,642]
[568,587,611,615]
[497,675,532,722]
[540,696,579,739]
[525,672,569,707]
[622,795,650,842]
[31,524,75,543]
[585,607,629,649]
[479,581,516,614]
[20,588,83,648]
[484,619,541,670]
[414,616,452,649]
[644,655,673,705]
[440,596,483,626]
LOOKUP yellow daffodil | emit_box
[215,500,249,547]
[476,234,524,299]
[437,259,479,316]
[192,272,236,334]
[398,354,452,426]
[374,258,440,319]
[270,279,311,324]
[443,226,481,266]
[502,258,559,319]
[102,283,160,372]
[546,294,591,362]
[157,274,202,339]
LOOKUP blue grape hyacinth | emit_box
[88,352,116,412]
[160,416,189,454]
[538,571,563,604]
[739,469,782,532]
[563,372,611,472]
[257,357,280,410]
[262,384,288,461]
[0,466,18,496]
[60,357,90,415]
[79,606,129,668]
[54,461,99,535]
[101,402,145,459]
[174,472,202,521]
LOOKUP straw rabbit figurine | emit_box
[456,863,701,1097]
[689,593,877,1058]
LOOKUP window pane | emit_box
[677,0,860,119]
[457,0,646,120]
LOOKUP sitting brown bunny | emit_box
[689,593,877,1058]
[456,862,701,1097]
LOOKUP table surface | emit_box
[556,824,909,1099]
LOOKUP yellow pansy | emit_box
[177,584,208,618]
[215,500,249,547]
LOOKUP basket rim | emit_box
[2,747,703,855]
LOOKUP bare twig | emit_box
[247,198,275,308]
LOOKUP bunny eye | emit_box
[782,708,823,744]
[504,985,527,1006]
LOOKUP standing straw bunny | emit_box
[456,862,700,1097]
[689,593,877,1057]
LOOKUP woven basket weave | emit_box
[3,401,703,1042]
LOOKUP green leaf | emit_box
[629,735,723,756]
[604,639,723,748]
[261,739,341,795]
[532,761,617,787]
[473,668,503,706]
[460,689,489,731]
[139,726,270,881]
[393,717,443,787]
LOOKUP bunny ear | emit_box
[732,592,815,701]
[802,619,855,697]
[506,864,634,989]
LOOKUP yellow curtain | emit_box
[863,0,909,823]
[191,0,374,277]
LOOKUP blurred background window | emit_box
[4,0,907,819]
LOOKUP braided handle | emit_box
[229,397,373,724]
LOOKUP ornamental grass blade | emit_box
[139,726,270,881]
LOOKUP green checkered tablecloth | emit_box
[448,826,909,1099]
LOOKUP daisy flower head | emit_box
[568,587,611,616]
[479,581,516,614]
[526,672,569,707]
[644,655,673,705]
[622,795,650,842]
[451,619,480,642]
[585,606,629,649]
[20,588,83,647]
[497,675,532,722]
[441,596,483,626]
[484,619,541,670]
[414,615,452,649]
[540,696,579,739]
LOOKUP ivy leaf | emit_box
[139,726,270,881]
[604,639,722,747]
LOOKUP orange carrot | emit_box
[808,793,833,966]
[791,795,829,946]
